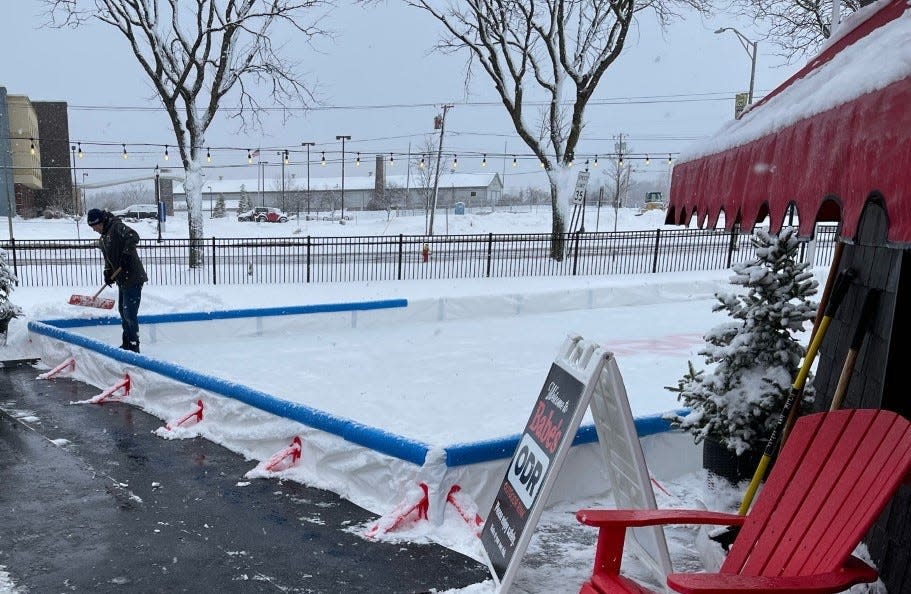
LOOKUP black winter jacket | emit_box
[99,213,148,287]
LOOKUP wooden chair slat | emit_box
[720,412,828,573]
[800,424,911,574]
[576,410,911,594]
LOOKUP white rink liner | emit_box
[27,278,724,520]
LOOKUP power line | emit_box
[64,90,769,113]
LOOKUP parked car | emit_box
[112,204,158,221]
[237,206,289,223]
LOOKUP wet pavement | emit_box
[0,365,489,593]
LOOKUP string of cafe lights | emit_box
[7,135,680,171]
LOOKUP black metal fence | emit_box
[1,224,839,287]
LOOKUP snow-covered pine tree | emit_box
[238,185,251,214]
[667,228,818,455]
[0,248,22,345]
[213,193,227,218]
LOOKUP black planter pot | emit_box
[702,434,766,484]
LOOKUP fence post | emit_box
[572,231,581,276]
[306,236,311,283]
[651,229,661,273]
[486,233,493,277]
[726,226,738,269]
[397,234,404,280]
[211,237,217,285]
[8,237,17,281]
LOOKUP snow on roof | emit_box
[174,172,501,195]
[677,0,911,165]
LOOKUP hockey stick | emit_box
[737,268,855,511]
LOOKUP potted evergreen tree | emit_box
[0,248,22,346]
[667,228,818,482]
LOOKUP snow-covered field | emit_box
[6,206,677,241]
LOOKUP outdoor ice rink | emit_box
[58,276,729,447]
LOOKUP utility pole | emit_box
[405,141,411,211]
[258,154,264,206]
[614,133,627,234]
[336,135,351,222]
[428,103,453,235]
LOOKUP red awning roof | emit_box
[667,0,911,243]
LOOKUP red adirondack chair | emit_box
[577,409,911,593]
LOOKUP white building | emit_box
[174,164,503,216]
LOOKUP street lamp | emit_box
[301,142,314,220]
[70,144,80,215]
[155,166,162,242]
[276,150,289,212]
[715,27,758,104]
[336,135,351,222]
[208,185,213,217]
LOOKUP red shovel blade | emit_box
[68,294,116,309]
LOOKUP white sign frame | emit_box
[480,334,671,592]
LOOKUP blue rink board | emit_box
[30,299,680,468]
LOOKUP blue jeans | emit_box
[118,284,143,348]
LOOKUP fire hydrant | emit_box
[421,243,430,263]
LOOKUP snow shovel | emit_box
[68,267,120,309]
[829,288,881,411]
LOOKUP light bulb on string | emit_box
[29,138,35,155]
[321,151,326,166]
[389,153,394,166]
[247,149,253,164]
[594,155,599,167]
[164,145,169,161]
[122,144,128,159]
[512,155,517,167]
[419,155,425,169]
[355,152,361,167]
[618,154,624,167]
[283,150,289,165]
[645,154,651,165]
[452,155,458,169]
[481,154,487,167]
[206,148,212,163]
[668,153,673,164]
[539,160,545,168]
[77,142,83,158]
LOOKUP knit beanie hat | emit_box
[87,209,105,226]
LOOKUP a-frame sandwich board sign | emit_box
[480,334,671,592]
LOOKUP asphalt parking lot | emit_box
[0,364,488,593]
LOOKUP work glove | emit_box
[104,270,114,286]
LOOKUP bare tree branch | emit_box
[730,0,861,61]
[407,0,710,258]
[43,0,332,266]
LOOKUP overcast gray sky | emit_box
[1,1,800,191]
